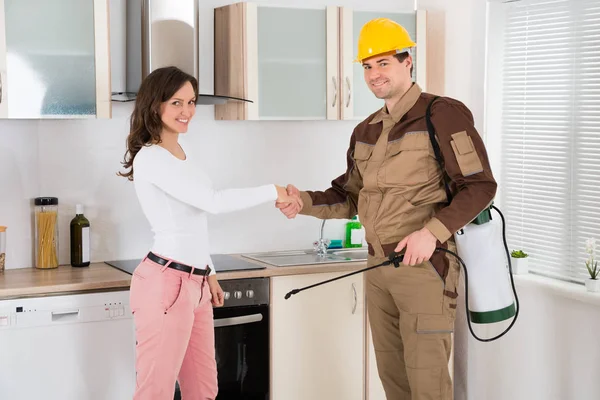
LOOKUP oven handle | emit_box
[214,313,263,328]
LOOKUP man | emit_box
[278,18,497,400]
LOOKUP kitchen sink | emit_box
[242,248,368,267]
[331,249,369,260]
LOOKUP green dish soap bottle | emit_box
[345,216,363,248]
[70,204,90,267]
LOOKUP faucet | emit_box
[313,219,331,257]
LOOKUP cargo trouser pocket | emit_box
[426,261,445,283]
[416,314,454,334]
[405,314,454,400]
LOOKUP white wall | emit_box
[465,277,600,400]
[418,0,487,131]
[0,121,39,270]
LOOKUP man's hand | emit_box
[207,275,224,307]
[394,227,438,266]
[276,184,303,219]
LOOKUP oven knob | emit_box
[234,291,243,299]
[223,292,231,300]
[246,290,254,298]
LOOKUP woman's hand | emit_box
[207,275,225,307]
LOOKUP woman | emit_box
[119,66,299,400]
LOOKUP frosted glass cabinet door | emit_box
[1,0,110,118]
[257,7,329,120]
[341,10,425,121]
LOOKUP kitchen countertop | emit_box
[0,255,368,300]
[0,263,132,300]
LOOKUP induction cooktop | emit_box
[105,254,265,275]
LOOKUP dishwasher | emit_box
[0,290,136,400]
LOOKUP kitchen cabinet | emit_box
[214,3,426,121]
[366,316,387,400]
[271,272,365,400]
[214,3,337,120]
[0,0,110,119]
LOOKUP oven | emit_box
[214,278,269,399]
[174,277,270,400]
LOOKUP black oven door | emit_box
[214,305,269,400]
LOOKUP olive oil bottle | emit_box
[70,204,90,267]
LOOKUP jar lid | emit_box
[35,197,59,206]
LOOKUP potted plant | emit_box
[510,249,529,274]
[585,238,600,292]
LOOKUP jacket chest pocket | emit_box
[353,142,375,177]
[384,133,431,185]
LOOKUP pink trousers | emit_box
[130,255,217,400]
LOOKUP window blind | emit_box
[500,0,600,282]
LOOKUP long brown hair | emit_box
[118,66,198,180]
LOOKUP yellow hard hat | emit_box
[355,18,416,63]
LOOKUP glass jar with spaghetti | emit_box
[34,197,59,269]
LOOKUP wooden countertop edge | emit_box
[0,281,132,300]
[0,255,368,299]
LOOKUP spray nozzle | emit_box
[284,289,300,300]
[388,252,404,268]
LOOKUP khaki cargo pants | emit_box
[366,246,460,400]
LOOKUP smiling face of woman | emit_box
[160,81,197,135]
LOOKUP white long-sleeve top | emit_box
[133,143,277,275]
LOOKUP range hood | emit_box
[110,0,252,105]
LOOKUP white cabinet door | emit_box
[340,8,427,121]
[256,6,336,120]
[271,272,365,400]
[366,316,387,400]
[0,0,110,119]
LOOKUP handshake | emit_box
[275,184,303,219]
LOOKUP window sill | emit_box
[513,273,600,307]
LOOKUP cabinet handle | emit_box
[0,72,3,104]
[351,283,357,314]
[345,76,352,108]
[331,76,338,108]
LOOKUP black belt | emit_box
[147,252,211,276]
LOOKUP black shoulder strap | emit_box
[425,96,453,204]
